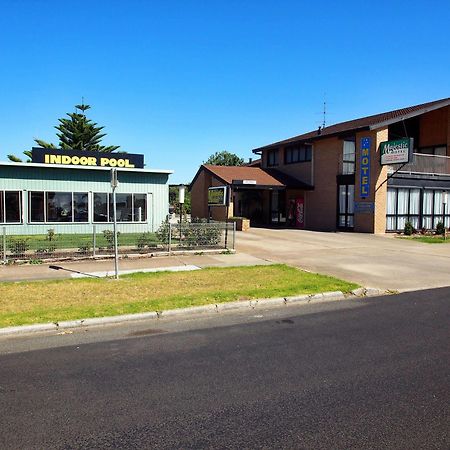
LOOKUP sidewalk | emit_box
[0,252,271,282]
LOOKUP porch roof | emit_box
[194,164,312,190]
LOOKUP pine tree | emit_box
[8,104,120,162]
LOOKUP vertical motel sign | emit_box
[360,137,371,198]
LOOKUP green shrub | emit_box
[404,221,415,236]
[136,232,155,250]
[78,241,92,254]
[102,230,120,249]
[156,220,170,245]
[436,221,445,235]
[46,229,56,241]
[35,243,57,256]
[8,238,30,255]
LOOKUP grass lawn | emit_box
[0,264,358,328]
[399,235,450,244]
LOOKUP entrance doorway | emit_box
[338,184,354,229]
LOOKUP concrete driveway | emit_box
[236,228,450,291]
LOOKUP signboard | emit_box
[379,138,413,165]
[354,202,374,214]
[208,186,228,206]
[31,147,145,169]
[232,179,257,185]
[295,198,305,228]
[360,137,371,199]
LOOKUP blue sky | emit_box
[0,0,449,183]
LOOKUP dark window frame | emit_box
[0,190,23,224]
[267,149,279,167]
[284,144,312,165]
[93,192,148,224]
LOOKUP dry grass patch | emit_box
[0,264,358,327]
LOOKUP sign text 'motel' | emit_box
[360,137,371,199]
[31,148,144,169]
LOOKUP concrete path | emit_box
[0,252,270,282]
[235,228,450,291]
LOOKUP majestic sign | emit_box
[379,138,413,165]
[208,186,228,206]
[360,137,371,199]
[354,201,374,214]
[31,148,145,169]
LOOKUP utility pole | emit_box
[111,168,119,279]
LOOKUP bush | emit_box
[136,232,155,250]
[156,221,170,245]
[35,243,57,256]
[102,230,120,249]
[47,229,56,241]
[78,241,92,254]
[436,221,445,235]
[404,221,415,236]
[8,238,30,255]
[184,218,221,247]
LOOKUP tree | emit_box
[7,103,119,162]
[204,150,244,166]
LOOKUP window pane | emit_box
[73,193,89,222]
[397,216,407,229]
[0,192,3,222]
[423,191,433,215]
[422,217,432,230]
[347,185,355,214]
[285,149,292,164]
[5,192,21,222]
[347,215,354,227]
[305,146,312,161]
[386,216,396,231]
[435,146,446,156]
[47,192,72,222]
[397,189,409,214]
[339,186,346,214]
[409,189,420,215]
[338,215,346,227]
[94,193,108,222]
[115,194,133,222]
[387,188,396,215]
[434,191,443,215]
[343,141,355,161]
[410,217,419,230]
[134,194,147,222]
[299,147,305,162]
[30,192,45,222]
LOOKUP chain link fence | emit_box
[0,220,235,262]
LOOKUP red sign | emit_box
[295,198,304,228]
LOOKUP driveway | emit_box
[236,228,450,291]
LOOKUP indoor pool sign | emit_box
[32,147,144,169]
[379,138,413,165]
[360,137,371,199]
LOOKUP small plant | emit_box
[404,221,415,236]
[29,258,43,265]
[78,241,92,254]
[435,221,445,235]
[156,220,170,245]
[46,229,56,241]
[136,232,155,250]
[35,243,57,256]
[102,230,120,249]
[8,238,30,255]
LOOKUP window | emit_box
[417,146,447,156]
[338,184,354,228]
[386,188,449,231]
[29,191,89,223]
[267,149,279,167]
[284,144,312,164]
[0,191,22,223]
[342,140,355,175]
[94,193,147,223]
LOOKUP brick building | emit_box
[191,98,450,233]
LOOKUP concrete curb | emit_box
[0,288,391,337]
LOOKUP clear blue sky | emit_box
[0,0,449,183]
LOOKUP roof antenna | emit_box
[322,98,327,129]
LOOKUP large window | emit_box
[386,187,449,231]
[29,192,89,223]
[284,144,312,164]
[94,193,147,223]
[0,191,22,223]
[267,149,279,167]
[342,140,356,175]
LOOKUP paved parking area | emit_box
[236,228,450,291]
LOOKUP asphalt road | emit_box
[1,289,449,449]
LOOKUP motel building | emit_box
[191,97,450,233]
[0,148,172,234]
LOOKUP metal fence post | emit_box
[2,227,6,263]
[92,224,96,258]
[232,222,236,250]
[168,222,172,254]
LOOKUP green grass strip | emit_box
[0,264,358,328]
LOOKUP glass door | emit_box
[338,184,354,229]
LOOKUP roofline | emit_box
[0,160,173,174]
[252,97,450,152]
[369,99,450,130]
